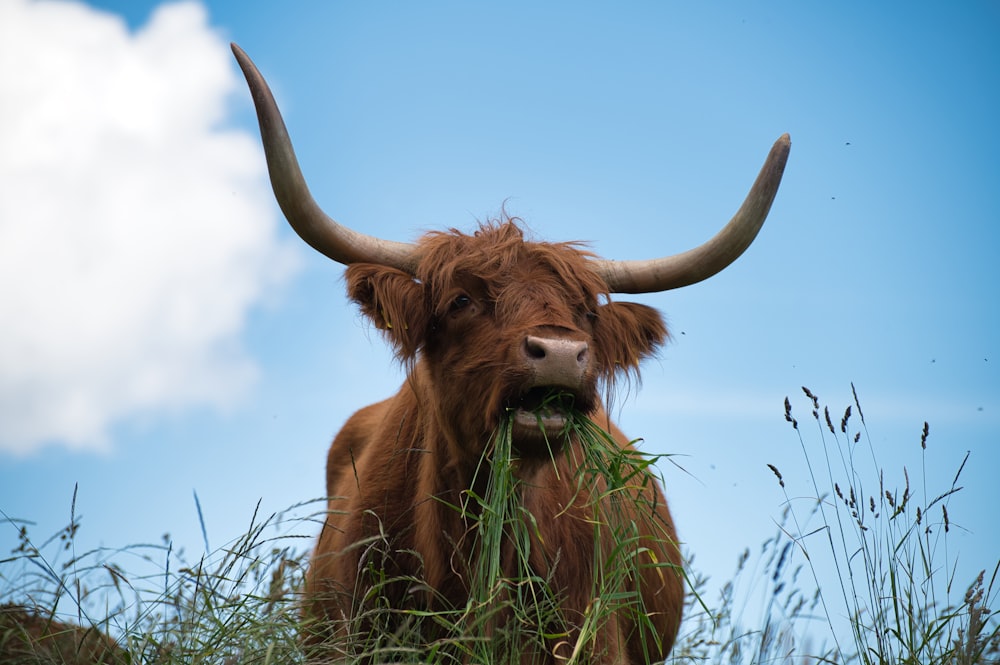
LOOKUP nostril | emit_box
[576,344,589,365]
[524,336,547,360]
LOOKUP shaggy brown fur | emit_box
[303,220,684,664]
[0,605,125,665]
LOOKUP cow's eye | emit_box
[450,294,472,312]
[585,310,598,323]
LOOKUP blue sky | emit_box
[1,0,997,640]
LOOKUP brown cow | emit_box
[0,604,126,664]
[232,44,789,664]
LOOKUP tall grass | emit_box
[2,387,997,663]
[669,386,998,664]
[668,508,836,664]
[1,496,314,663]
[770,385,1000,664]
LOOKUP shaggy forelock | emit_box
[416,218,608,316]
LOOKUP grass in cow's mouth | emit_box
[446,409,678,664]
[516,387,577,415]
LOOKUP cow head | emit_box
[231,44,790,456]
[345,221,668,455]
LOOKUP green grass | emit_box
[1,495,314,663]
[2,386,997,663]
[769,385,1000,664]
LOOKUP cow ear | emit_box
[592,301,669,377]
[346,264,429,361]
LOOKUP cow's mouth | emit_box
[510,387,579,447]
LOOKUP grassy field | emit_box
[2,386,997,664]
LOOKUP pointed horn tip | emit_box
[230,44,262,83]
[764,133,792,176]
[774,133,792,157]
[230,43,254,73]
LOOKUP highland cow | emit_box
[233,43,789,664]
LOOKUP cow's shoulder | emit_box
[324,398,393,493]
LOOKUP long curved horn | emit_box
[593,134,791,294]
[232,43,419,271]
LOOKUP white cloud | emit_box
[0,0,299,455]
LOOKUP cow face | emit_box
[346,222,667,456]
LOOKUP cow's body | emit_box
[301,223,683,663]
[308,391,683,663]
[0,605,125,664]
[231,42,789,665]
